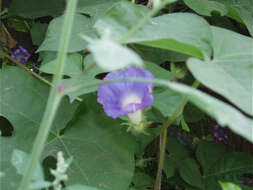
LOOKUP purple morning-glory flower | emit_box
[212,125,228,143]
[97,66,154,120]
[11,45,30,64]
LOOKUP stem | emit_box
[153,80,199,190]
[0,49,83,102]
[119,0,173,44]
[154,127,167,190]
[0,50,51,86]
[157,80,200,134]
[18,1,78,189]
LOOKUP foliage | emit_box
[0,0,252,190]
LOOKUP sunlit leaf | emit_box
[95,1,213,58]
[188,26,253,115]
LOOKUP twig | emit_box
[0,50,83,102]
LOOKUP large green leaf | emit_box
[40,53,83,77]
[95,1,213,58]
[0,67,78,189]
[8,0,65,18]
[187,26,253,115]
[43,95,135,190]
[216,0,253,36]
[183,0,227,16]
[38,14,95,53]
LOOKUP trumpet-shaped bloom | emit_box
[11,45,30,64]
[97,66,154,119]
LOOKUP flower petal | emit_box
[97,66,154,119]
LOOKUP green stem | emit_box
[153,80,200,190]
[18,1,78,189]
[157,80,199,134]
[119,0,173,44]
[154,127,167,190]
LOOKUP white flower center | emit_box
[122,94,141,108]
[122,94,143,124]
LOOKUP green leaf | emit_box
[39,51,57,65]
[84,37,143,70]
[134,131,157,157]
[203,152,253,190]
[187,26,253,116]
[132,44,190,63]
[94,1,149,37]
[180,117,190,132]
[197,141,253,190]
[184,0,227,16]
[166,137,189,159]
[163,137,189,178]
[8,0,65,18]
[228,0,253,36]
[153,88,184,117]
[216,0,253,36]
[7,18,30,33]
[77,0,119,21]
[63,55,104,102]
[0,67,78,189]
[163,155,176,178]
[183,103,205,123]
[38,14,95,53]
[219,182,242,190]
[95,2,213,58]
[43,94,135,190]
[64,184,102,190]
[142,63,183,118]
[132,170,154,190]
[179,158,203,188]
[196,141,227,174]
[30,23,48,46]
[40,53,83,77]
